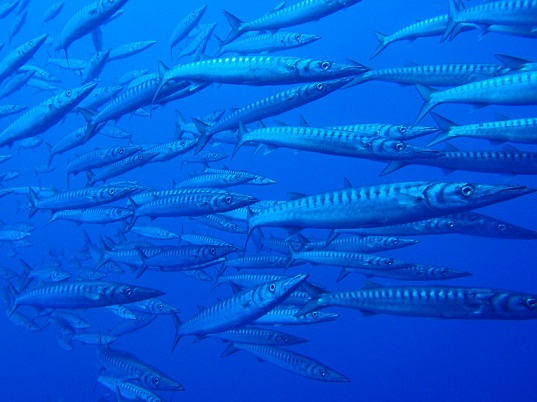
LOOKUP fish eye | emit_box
[235,175,241,180]
[180,140,185,146]
[386,259,393,266]
[225,196,231,204]
[109,188,115,195]
[440,268,448,276]
[282,335,288,342]
[118,148,124,154]
[312,311,318,318]
[212,153,218,159]
[153,377,160,385]
[497,223,507,232]
[316,83,323,90]
[448,220,455,228]
[320,61,331,71]
[295,34,301,40]
[395,142,405,151]
[138,154,143,160]
[140,42,144,46]
[158,304,163,310]
[191,11,196,16]
[210,247,216,254]
[269,283,276,292]
[66,90,72,97]
[391,239,399,245]
[398,125,407,133]
[527,298,537,308]
[461,185,474,197]
[117,209,122,215]
[125,288,132,296]
[320,369,326,377]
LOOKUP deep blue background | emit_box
[0,1,536,401]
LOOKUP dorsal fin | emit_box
[287,192,306,201]
[363,280,382,289]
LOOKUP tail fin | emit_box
[174,110,186,139]
[221,10,244,45]
[441,0,463,42]
[370,32,388,59]
[427,113,457,146]
[28,188,39,218]
[171,311,183,351]
[414,85,438,124]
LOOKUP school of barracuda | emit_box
[0,0,536,400]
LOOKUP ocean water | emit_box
[1,1,537,401]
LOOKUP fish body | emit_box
[0,34,48,85]
[48,206,133,224]
[97,376,166,402]
[67,145,142,176]
[169,5,207,53]
[109,40,156,61]
[208,327,307,346]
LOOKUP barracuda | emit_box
[193,78,349,151]
[67,145,142,177]
[0,34,47,85]
[246,181,534,239]
[334,211,537,239]
[154,56,366,101]
[300,234,419,253]
[222,0,361,44]
[97,346,184,391]
[109,40,156,61]
[216,31,320,57]
[234,123,439,160]
[10,281,163,314]
[171,274,308,348]
[297,282,537,320]
[48,206,132,225]
[222,343,349,382]
[169,5,207,57]
[252,307,339,325]
[327,123,438,140]
[0,83,96,148]
[338,263,472,282]
[86,151,159,186]
[208,328,307,346]
[97,376,166,402]
[428,113,537,146]
[415,71,537,123]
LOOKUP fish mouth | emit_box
[282,274,309,292]
[496,185,536,196]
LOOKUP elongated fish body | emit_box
[223,0,361,43]
[416,72,537,123]
[181,150,228,164]
[216,32,320,57]
[130,189,258,219]
[130,225,179,240]
[172,274,308,347]
[42,2,64,23]
[0,104,27,117]
[0,83,96,148]
[111,312,157,337]
[302,235,418,253]
[215,273,316,292]
[174,172,255,189]
[180,23,216,58]
[46,57,87,71]
[169,5,207,52]
[97,347,184,391]
[97,376,165,402]
[78,85,123,110]
[106,304,136,319]
[253,307,339,325]
[246,181,534,235]
[109,40,156,61]
[118,69,148,85]
[209,328,307,346]
[335,211,537,239]
[444,0,537,41]
[225,343,348,382]
[56,0,128,55]
[0,34,47,85]
[49,127,90,160]
[19,64,61,82]
[67,145,142,176]
[383,147,537,176]
[28,184,138,217]
[81,49,110,84]
[203,167,276,186]
[223,256,305,271]
[144,139,197,163]
[0,0,19,19]
[12,281,164,311]
[179,232,236,248]
[298,283,537,319]
[87,151,158,185]
[129,298,179,315]
[131,187,237,206]
[8,10,26,44]
[371,14,448,58]
[235,124,438,160]
[0,70,35,99]
[48,206,132,224]
[429,114,537,146]
[193,79,350,150]
[351,63,509,87]
[142,245,236,270]
[340,263,472,282]
[192,214,247,233]
[156,56,365,99]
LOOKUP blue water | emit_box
[1,1,536,401]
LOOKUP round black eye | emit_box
[320,369,326,377]
[386,259,393,266]
[153,377,160,385]
[282,335,288,342]
[312,311,318,318]
[448,220,455,228]
[225,196,231,203]
[440,268,448,276]
[392,239,399,245]
[395,142,405,151]
[140,42,144,46]
[321,61,330,70]
[66,90,72,97]
[118,148,124,154]
[210,247,216,254]
[158,304,163,310]
[316,83,323,90]
[295,34,300,40]
[109,189,115,195]
[180,140,185,146]
[125,288,132,296]
[212,154,218,159]
[497,223,507,232]
[269,283,276,292]
[235,175,240,180]
[461,185,474,197]
[398,126,407,133]
[117,209,122,215]
[29,40,33,45]
[191,11,195,16]
[527,298,537,308]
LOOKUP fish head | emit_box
[52,83,97,109]
[113,283,165,303]
[305,310,339,323]
[386,124,440,140]
[262,274,309,304]
[20,33,48,54]
[250,175,276,186]
[311,365,350,382]
[174,138,198,153]
[112,207,133,220]
[117,145,143,158]
[272,331,308,345]
[101,185,138,201]
[100,0,128,12]
[218,191,259,211]
[150,375,185,391]
[373,138,440,160]
[51,270,72,282]
[424,182,536,212]
[496,292,537,319]
[300,59,366,80]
